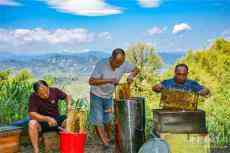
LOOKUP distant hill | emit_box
[0,51,184,77]
[0,51,110,77]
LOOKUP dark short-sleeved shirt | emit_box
[161,78,204,93]
[28,87,67,117]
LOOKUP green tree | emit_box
[14,69,33,82]
[126,42,163,97]
[0,69,33,124]
[0,69,11,81]
[125,42,163,138]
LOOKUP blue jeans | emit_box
[89,93,113,126]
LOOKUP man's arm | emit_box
[89,77,116,86]
[89,61,117,86]
[127,67,140,83]
[65,94,73,111]
[29,112,57,126]
[191,81,210,97]
[122,61,139,84]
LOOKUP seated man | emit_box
[152,64,210,96]
[28,80,72,153]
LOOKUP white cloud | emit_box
[138,0,160,8]
[43,0,122,16]
[0,28,94,44]
[0,28,111,52]
[98,32,112,40]
[0,0,21,6]
[147,26,165,36]
[172,23,191,34]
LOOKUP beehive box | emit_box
[160,133,210,153]
[153,109,207,134]
[0,126,22,153]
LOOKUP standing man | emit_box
[89,48,139,150]
[152,64,210,96]
[28,80,72,153]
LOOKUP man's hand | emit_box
[46,117,57,127]
[29,112,58,126]
[152,83,163,93]
[127,74,134,84]
[127,78,133,84]
[198,88,210,97]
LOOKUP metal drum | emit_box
[114,97,145,153]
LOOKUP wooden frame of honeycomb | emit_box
[66,110,87,133]
[160,89,199,111]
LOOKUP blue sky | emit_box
[0,0,230,54]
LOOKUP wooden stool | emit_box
[42,132,59,153]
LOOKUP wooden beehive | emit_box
[0,126,22,153]
[66,110,87,133]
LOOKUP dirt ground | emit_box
[21,144,115,153]
[19,133,229,153]
[20,136,115,153]
[20,143,230,153]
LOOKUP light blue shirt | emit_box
[90,58,135,99]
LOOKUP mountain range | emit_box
[0,51,185,78]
